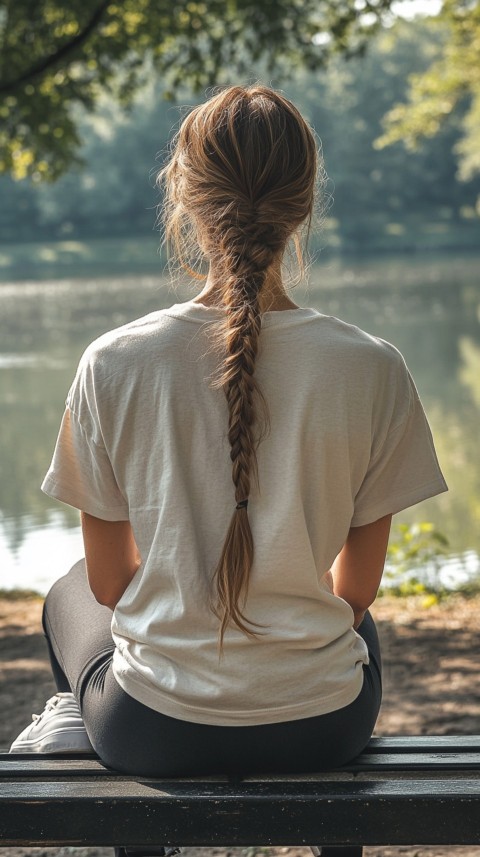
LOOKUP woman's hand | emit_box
[330,514,392,628]
[81,512,141,610]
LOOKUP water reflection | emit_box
[1,512,83,593]
[1,253,479,593]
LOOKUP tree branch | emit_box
[0,0,111,95]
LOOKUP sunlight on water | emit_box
[384,550,480,592]
[1,513,83,594]
[0,353,68,369]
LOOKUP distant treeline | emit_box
[1,18,479,253]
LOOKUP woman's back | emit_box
[42,297,445,725]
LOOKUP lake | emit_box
[1,250,479,594]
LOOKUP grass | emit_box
[0,588,43,601]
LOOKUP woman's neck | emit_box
[192,261,300,312]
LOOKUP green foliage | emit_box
[288,16,480,252]
[383,521,451,602]
[1,15,479,250]
[0,0,395,181]
[387,521,449,570]
[375,0,480,183]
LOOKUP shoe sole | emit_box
[10,728,93,754]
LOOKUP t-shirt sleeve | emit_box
[41,347,129,521]
[351,361,448,527]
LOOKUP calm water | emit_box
[1,252,479,593]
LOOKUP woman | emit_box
[10,85,447,778]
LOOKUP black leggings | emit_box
[42,559,382,777]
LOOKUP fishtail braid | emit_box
[209,210,285,648]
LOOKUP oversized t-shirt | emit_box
[42,300,447,725]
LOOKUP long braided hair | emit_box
[159,85,318,648]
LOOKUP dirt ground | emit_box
[1,593,479,857]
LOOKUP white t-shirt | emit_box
[42,300,447,725]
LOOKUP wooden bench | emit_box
[1,736,480,855]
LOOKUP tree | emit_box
[2,16,479,249]
[0,0,397,181]
[374,0,480,182]
[289,16,479,251]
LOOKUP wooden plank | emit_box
[2,737,479,766]
[2,736,479,764]
[1,753,480,779]
[368,736,480,752]
[3,778,480,797]
[0,758,112,777]
[349,752,480,770]
[0,778,479,846]
[0,750,97,756]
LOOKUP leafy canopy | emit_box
[375,0,480,181]
[0,0,396,180]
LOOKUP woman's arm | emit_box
[81,512,142,610]
[330,513,392,628]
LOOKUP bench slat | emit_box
[3,777,480,796]
[2,752,480,778]
[368,736,480,752]
[2,736,479,765]
[1,778,479,847]
[350,751,480,770]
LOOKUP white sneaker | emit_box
[9,692,94,754]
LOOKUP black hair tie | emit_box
[236,499,248,510]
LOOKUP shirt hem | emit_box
[351,476,448,527]
[41,475,129,521]
[111,657,366,726]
